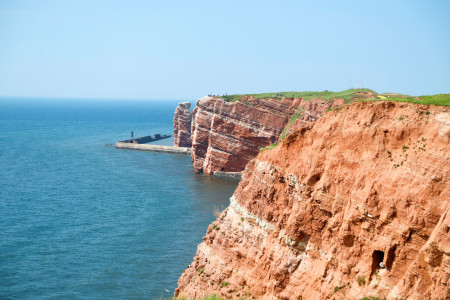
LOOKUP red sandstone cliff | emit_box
[190,96,301,174]
[176,101,450,300]
[189,93,376,175]
[174,102,192,147]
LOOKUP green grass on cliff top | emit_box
[220,89,375,102]
[259,92,450,152]
[220,89,450,107]
[366,94,450,107]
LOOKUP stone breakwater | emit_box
[175,101,450,300]
[115,142,190,154]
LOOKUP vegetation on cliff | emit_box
[259,92,450,151]
[220,88,374,102]
[365,93,450,107]
[220,88,450,107]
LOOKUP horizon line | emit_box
[0,95,196,101]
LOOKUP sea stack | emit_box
[173,102,192,147]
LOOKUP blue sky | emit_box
[0,0,449,100]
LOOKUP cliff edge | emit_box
[176,101,450,299]
[190,96,301,174]
[189,91,376,174]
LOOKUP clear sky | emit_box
[0,0,449,100]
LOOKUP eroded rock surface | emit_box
[176,101,450,300]
[174,102,192,147]
[190,96,301,174]
[188,93,376,174]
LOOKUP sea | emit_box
[0,98,239,299]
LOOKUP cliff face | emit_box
[189,92,376,174]
[285,92,377,136]
[284,98,344,136]
[173,102,192,147]
[176,101,450,300]
[190,96,301,174]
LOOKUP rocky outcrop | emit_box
[173,102,192,147]
[188,92,377,175]
[284,98,344,136]
[190,96,301,174]
[285,92,377,136]
[176,101,450,300]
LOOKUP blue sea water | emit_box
[0,98,239,299]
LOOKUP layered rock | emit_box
[189,92,377,174]
[176,101,450,300]
[190,96,301,174]
[173,102,192,147]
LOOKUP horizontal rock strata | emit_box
[176,101,450,300]
[189,93,376,175]
[174,102,192,147]
[190,96,301,174]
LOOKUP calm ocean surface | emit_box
[0,98,239,299]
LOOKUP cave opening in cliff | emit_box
[371,250,385,277]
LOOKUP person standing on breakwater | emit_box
[131,131,134,138]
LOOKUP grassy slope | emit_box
[218,89,450,151]
[220,89,375,102]
[220,89,450,107]
[258,91,450,151]
[366,94,450,107]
